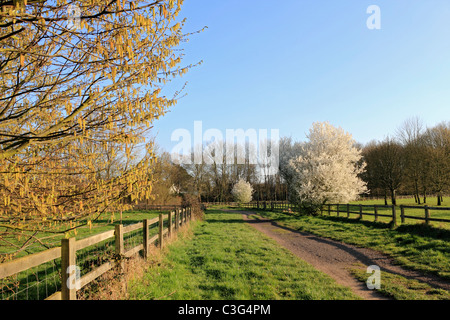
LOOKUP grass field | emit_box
[127,209,360,300]
[4,202,450,300]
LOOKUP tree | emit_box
[278,136,303,203]
[231,179,253,204]
[361,140,389,203]
[181,140,259,202]
[396,117,426,204]
[147,151,193,206]
[423,122,450,205]
[363,137,405,205]
[0,0,200,257]
[289,122,367,213]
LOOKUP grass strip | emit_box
[127,209,360,300]
[350,266,450,300]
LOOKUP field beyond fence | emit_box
[0,207,193,300]
[211,199,450,230]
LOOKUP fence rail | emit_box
[0,207,193,300]
[132,203,184,212]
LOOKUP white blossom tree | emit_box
[232,179,253,204]
[289,122,367,213]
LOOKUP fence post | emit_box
[181,208,184,227]
[143,219,150,259]
[391,205,397,228]
[400,205,405,224]
[374,205,378,222]
[175,209,179,231]
[115,224,124,271]
[328,204,331,216]
[425,206,430,225]
[347,204,350,218]
[61,238,77,300]
[159,213,164,249]
[168,211,173,237]
[359,205,363,220]
[337,204,340,217]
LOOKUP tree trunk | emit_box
[384,189,388,206]
[415,181,421,204]
[437,192,442,206]
[391,189,397,206]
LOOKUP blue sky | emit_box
[152,0,450,153]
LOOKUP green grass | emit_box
[127,209,360,300]
[350,266,450,300]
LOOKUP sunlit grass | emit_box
[127,209,360,300]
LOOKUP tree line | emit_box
[149,141,287,204]
[362,118,449,206]
[158,118,449,209]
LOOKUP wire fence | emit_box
[0,208,193,300]
[1,257,61,300]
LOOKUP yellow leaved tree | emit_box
[0,0,200,259]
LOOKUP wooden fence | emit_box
[239,201,298,211]
[133,203,184,212]
[235,201,450,228]
[0,207,193,300]
[205,201,290,209]
[321,203,450,227]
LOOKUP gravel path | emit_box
[229,210,450,300]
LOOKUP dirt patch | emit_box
[230,210,450,300]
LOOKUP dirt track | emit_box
[229,210,450,300]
